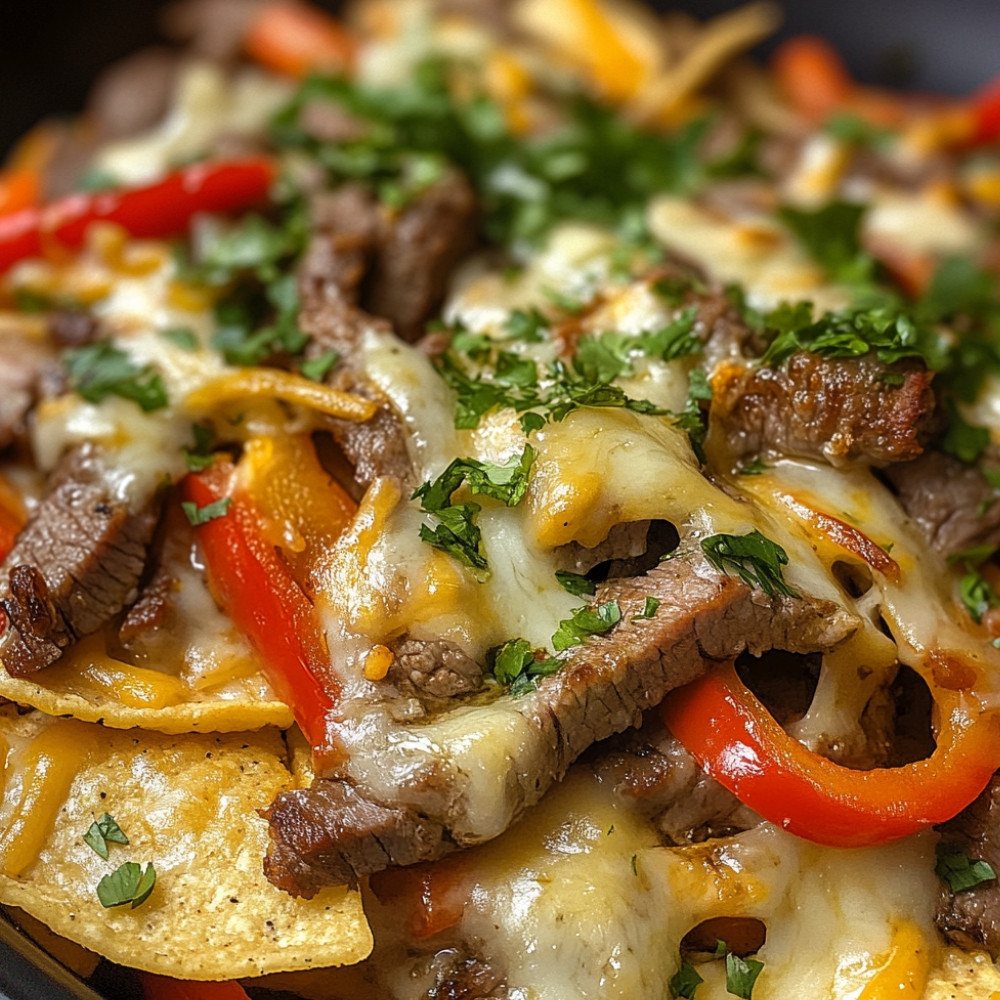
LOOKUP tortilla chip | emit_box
[0,634,293,735]
[0,707,371,979]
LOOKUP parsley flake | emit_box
[83,813,129,860]
[491,637,562,694]
[555,570,597,597]
[97,861,157,909]
[64,342,168,413]
[552,600,622,651]
[631,596,660,621]
[936,843,998,893]
[668,959,704,999]
[726,953,764,999]
[701,531,799,599]
[182,497,232,526]
[300,350,340,382]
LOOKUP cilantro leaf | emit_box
[936,843,998,893]
[181,497,232,526]
[300,350,340,382]
[160,326,198,351]
[419,504,487,571]
[778,200,873,284]
[491,637,562,692]
[725,953,764,999]
[701,531,799,599]
[631,596,660,621]
[83,813,129,860]
[96,861,157,909]
[64,342,169,413]
[552,600,622,651]
[942,401,991,465]
[555,571,596,597]
[668,959,704,999]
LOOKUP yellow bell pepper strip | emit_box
[140,972,251,1000]
[242,0,357,78]
[181,462,345,768]
[660,661,1000,848]
[0,156,275,274]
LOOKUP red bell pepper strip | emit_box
[369,856,470,939]
[140,972,251,1000]
[660,662,1000,848]
[0,156,275,274]
[970,74,1000,145]
[0,475,26,563]
[181,463,344,767]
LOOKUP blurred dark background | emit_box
[0,0,998,159]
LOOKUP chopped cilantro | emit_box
[701,530,799,599]
[778,199,873,284]
[542,286,585,313]
[413,446,535,570]
[942,401,991,465]
[668,959,704,999]
[555,571,596,597]
[552,600,622,651]
[64,342,168,413]
[182,423,217,473]
[739,459,769,476]
[160,326,198,351]
[96,861,157,909]
[959,567,998,624]
[300,350,340,382]
[760,306,932,369]
[181,497,232,526]
[83,813,129,860]
[824,112,893,148]
[726,953,764,999]
[631,596,660,621]
[936,843,998,893]
[491,637,562,693]
[503,308,549,343]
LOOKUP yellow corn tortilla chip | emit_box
[0,706,371,979]
[0,635,293,735]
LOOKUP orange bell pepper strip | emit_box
[181,462,344,767]
[0,475,26,562]
[243,0,357,78]
[0,169,39,217]
[772,35,854,121]
[660,661,1000,848]
[369,855,471,939]
[140,972,251,1000]
[0,156,275,274]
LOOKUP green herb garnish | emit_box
[936,843,998,893]
[64,342,168,412]
[701,530,799,599]
[181,497,232,526]
[83,813,129,860]
[96,861,157,909]
[552,600,622,651]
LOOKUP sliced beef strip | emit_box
[365,172,479,342]
[0,333,56,452]
[883,450,1000,559]
[0,444,161,676]
[935,770,1000,959]
[709,352,936,467]
[161,0,267,62]
[264,552,857,896]
[297,185,416,489]
[386,637,484,705]
[86,47,180,143]
[597,717,759,846]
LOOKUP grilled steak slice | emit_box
[709,353,936,467]
[264,552,857,895]
[0,444,161,675]
[883,450,1000,558]
[387,638,484,705]
[298,185,416,489]
[366,172,478,342]
[0,333,55,451]
[936,770,1000,958]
